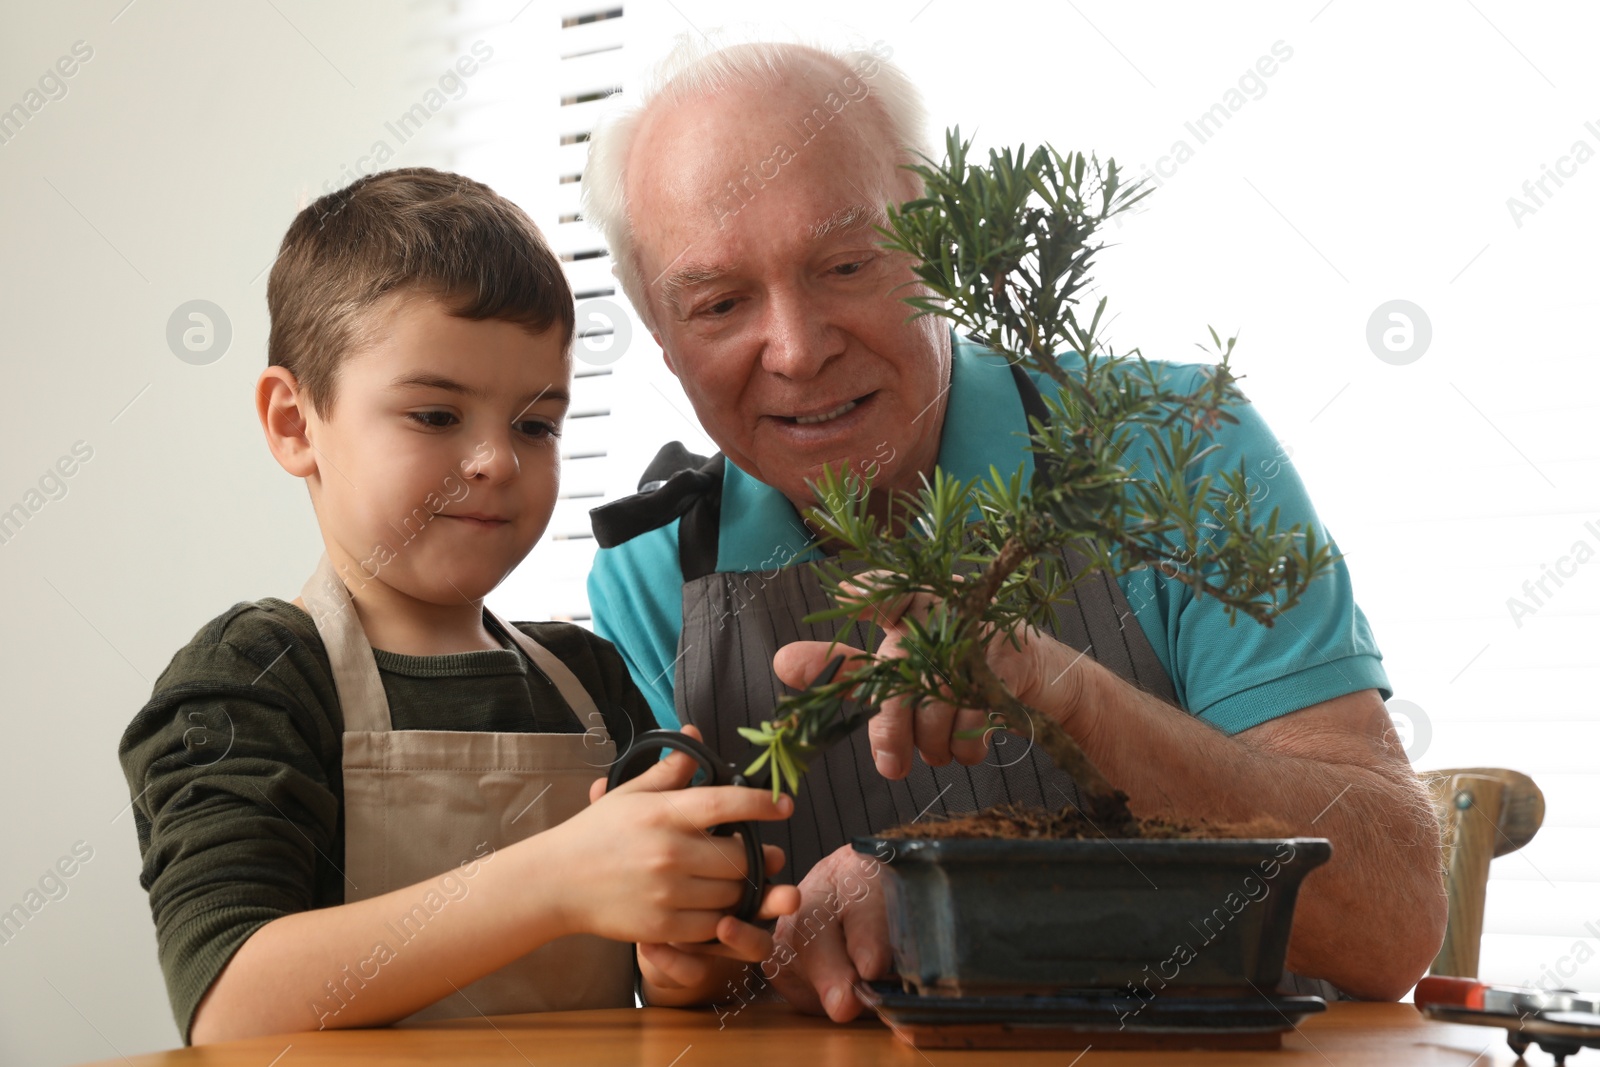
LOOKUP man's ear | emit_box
[656,334,679,379]
[256,366,320,479]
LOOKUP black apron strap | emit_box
[589,443,723,556]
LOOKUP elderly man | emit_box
[581,37,1446,1019]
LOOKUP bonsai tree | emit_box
[738,128,1338,836]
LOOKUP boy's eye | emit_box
[408,411,457,429]
[517,419,560,439]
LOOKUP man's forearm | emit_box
[1051,658,1446,1000]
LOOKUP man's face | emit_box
[302,293,571,605]
[626,68,950,513]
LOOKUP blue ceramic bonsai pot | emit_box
[854,835,1333,998]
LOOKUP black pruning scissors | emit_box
[605,655,846,925]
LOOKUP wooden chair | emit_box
[1423,767,1545,978]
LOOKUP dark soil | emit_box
[886,797,1296,841]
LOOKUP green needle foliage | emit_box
[742,128,1338,822]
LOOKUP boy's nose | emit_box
[460,432,519,482]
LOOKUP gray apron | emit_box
[673,364,1175,885]
[298,553,635,1022]
[676,533,1172,885]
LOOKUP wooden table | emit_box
[80,1001,1541,1065]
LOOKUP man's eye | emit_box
[702,297,738,316]
[408,411,456,429]
[833,260,868,276]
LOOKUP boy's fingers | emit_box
[605,745,700,797]
[677,875,750,911]
[661,910,731,945]
[756,884,802,921]
[686,834,762,880]
[667,785,794,829]
[639,941,710,990]
[713,915,778,961]
[761,843,787,876]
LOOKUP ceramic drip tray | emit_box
[858,980,1328,1050]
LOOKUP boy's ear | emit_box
[256,367,319,479]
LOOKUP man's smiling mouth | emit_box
[783,393,874,425]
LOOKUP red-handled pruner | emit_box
[1416,976,1600,1064]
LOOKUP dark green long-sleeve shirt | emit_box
[117,597,657,1044]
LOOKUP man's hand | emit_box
[766,842,894,1022]
[772,573,1089,780]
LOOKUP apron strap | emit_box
[299,553,395,733]
[300,553,607,735]
[484,608,605,736]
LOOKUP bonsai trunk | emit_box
[951,532,1141,834]
[968,654,1140,835]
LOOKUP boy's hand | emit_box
[549,726,798,946]
[635,849,798,1005]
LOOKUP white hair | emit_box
[581,33,932,330]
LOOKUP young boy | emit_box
[117,168,797,1045]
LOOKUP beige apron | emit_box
[298,553,635,1023]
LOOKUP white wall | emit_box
[0,1,527,1061]
[1,1,1595,1063]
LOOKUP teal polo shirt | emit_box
[587,332,1389,734]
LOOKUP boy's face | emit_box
[303,292,571,605]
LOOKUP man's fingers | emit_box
[835,570,941,630]
[773,911,859,1021]
[866,693,915,779]
[949,706,992,766]
[840,870,892,981]
[772,641,870,692]
[913,696,958,767]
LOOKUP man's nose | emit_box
[759,292,842,381]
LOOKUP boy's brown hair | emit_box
[267,167,573,419]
